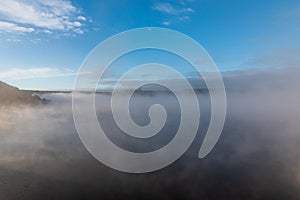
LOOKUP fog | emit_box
[0,67,300,200]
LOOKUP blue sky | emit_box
[0,0,299,90]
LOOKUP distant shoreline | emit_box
[28,88,210,94]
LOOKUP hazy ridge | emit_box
[0,81,45,106]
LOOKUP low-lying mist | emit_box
[0,67,300,200]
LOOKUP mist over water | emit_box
[1,68,300,200]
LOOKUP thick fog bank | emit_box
[0,67,300,200]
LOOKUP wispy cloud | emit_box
[0,21,35,33]
[152,2,194,15]
[0,67,77,80]
[0,0,87,35]
[152,2,194,25]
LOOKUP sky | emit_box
[0,0,299,90]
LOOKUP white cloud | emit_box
[152,2,195,25]
[178,15,190,21]
[5,38,22,43]
[162,21,171,26]
[0,67,77,80]
[73,21,82,27]
[42,29,53,34]
[153,3,180,14]
[73,28,84,34]
[0,21,35,33]
[186,8,194,12]
[153,2,194,15]
[0,0,86,35]
[77,16,86,21]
